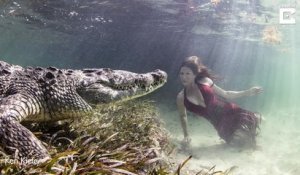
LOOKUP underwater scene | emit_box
[0,0,299,174]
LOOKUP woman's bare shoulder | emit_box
[198,77,214,86]
[177,90,185,108]
[177,89,184,99]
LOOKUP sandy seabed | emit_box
[159,105,300,175]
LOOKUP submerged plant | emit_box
[0,100,232,174]
[0,100,174,174]
[262,26,282,44]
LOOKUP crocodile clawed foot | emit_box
[0,117,51,166]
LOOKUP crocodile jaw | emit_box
[77,69,167,104]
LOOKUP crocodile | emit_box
[0,60,167,164]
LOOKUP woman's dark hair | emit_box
[180,56,216,83]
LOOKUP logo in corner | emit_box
[279,7,296,24]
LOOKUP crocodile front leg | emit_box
[0,93,50,163]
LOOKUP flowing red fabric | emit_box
[184,84,260,143]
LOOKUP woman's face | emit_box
[179,66,196,87]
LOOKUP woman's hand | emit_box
[247,86,263,96]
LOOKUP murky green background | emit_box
[1,0,299,112]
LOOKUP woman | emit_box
[177,56,262,149]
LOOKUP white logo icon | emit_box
[279,8,296,24]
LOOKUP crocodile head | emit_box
[76,68,167,104]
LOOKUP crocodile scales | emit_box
[0,60,167,164]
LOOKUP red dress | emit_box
[184,84,260,143]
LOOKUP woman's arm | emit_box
[198,77,263,100]
[213,84,263,100]
[176,91,191,144]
